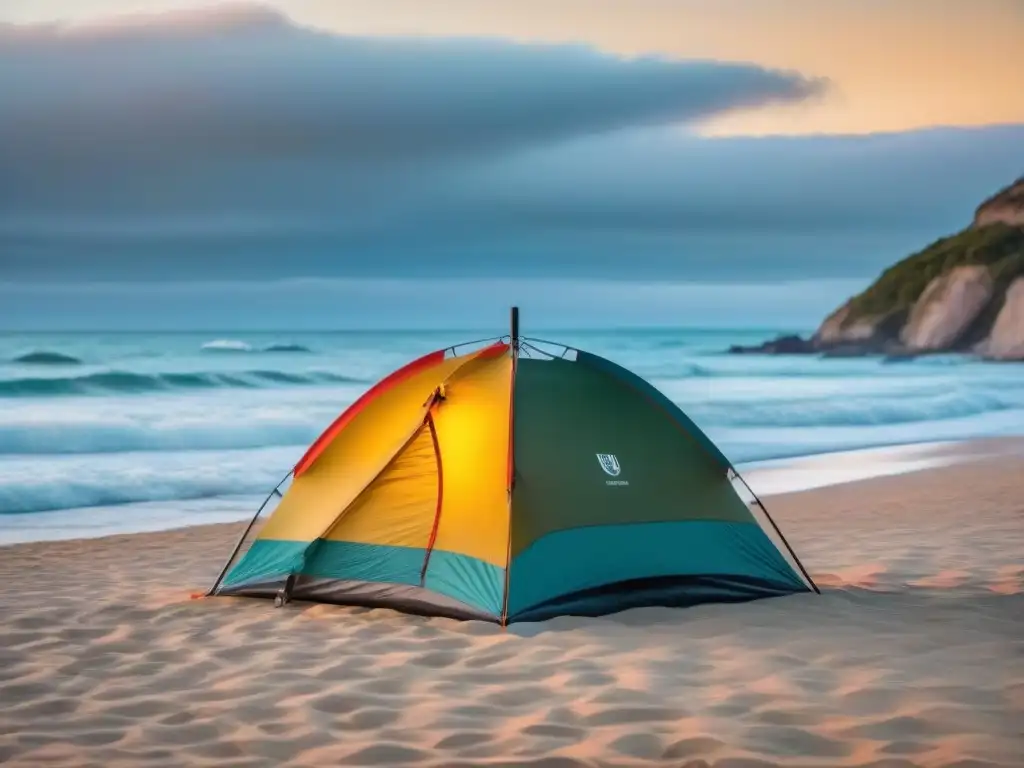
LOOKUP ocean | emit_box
[2,328,1022,545]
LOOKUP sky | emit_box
[1,1,1022,330]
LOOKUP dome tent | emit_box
[207,309,817,623]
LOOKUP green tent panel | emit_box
[507,353,809,622]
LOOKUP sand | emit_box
[1,445,1022,768]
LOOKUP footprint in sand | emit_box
[609,732,665,759]
[434,731,493,749]
[346,708,402,729]
[521,723,585,740]
[410,649,461,668]
[661,736,726,760]
[483,686,553,708]
[343,743,431,765]
[308,693,369,715]
[743,725,852,759]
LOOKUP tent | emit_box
[207,309,817,623]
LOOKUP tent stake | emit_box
[205,472,292,597]
[730,468,820,594]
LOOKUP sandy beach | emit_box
[2,442,1022,768]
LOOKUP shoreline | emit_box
[4,435,1023,548]
[740,434,1024,497]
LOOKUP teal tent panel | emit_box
[424,550,504,617]
[303,538,422,585]
[222,538,307,588]
[224,538,503,617]
[507,520,809,622]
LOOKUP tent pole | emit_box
[205,472,292,597]
[501,306,520,627]
[731,467,820,595]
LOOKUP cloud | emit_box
[1,3,1021,303]
[0,2,822,212]
[461,125,1024,235]
[4,124,1021,285]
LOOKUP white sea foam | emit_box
[200,339,253,352]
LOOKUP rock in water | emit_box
[727,335,815,355]
[899,266,995,352]
[980,278,1024,360]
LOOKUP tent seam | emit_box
[419,413,444,586]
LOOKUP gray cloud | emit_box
[1,4,1021,297]
[461,125,1024,235]
[0,3,822,212]
[6,123,1015,282]
[5,123,1019,285]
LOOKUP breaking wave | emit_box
[688,390,1022,429]
[200,340,314,353]
[0,402,334,456]
[0,369,366,397]
[200,339,252,352]
[0,446,294,515]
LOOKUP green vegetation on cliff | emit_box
[845,223,1024,323]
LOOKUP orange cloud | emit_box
[8,1,1019,134]
[278,0,1023,135]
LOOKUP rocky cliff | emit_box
[980,278,1024,360]
[899,266,994,352]
[730,177,1024,361]
[974,177,1024,229]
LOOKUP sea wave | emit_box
[11,351,82,365]
[0,447,294,515]
[201,340,314,353]
[201,339,252,352]
[1,485,254,516]
[0,369,367,397]
[0,402,335,456]
[629,362,714,379]
[688,390,1022,428]
[263,343,313,353]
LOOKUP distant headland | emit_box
[730,176,1024,361]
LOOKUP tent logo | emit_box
[596,453,621,477]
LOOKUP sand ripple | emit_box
[1,454,1022,767]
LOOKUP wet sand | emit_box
[1,442,1022,767]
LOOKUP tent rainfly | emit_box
[207,308,817,623]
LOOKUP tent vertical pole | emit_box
[731,467,820,594]
[205,472,291,597]
[501,306,519,627]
